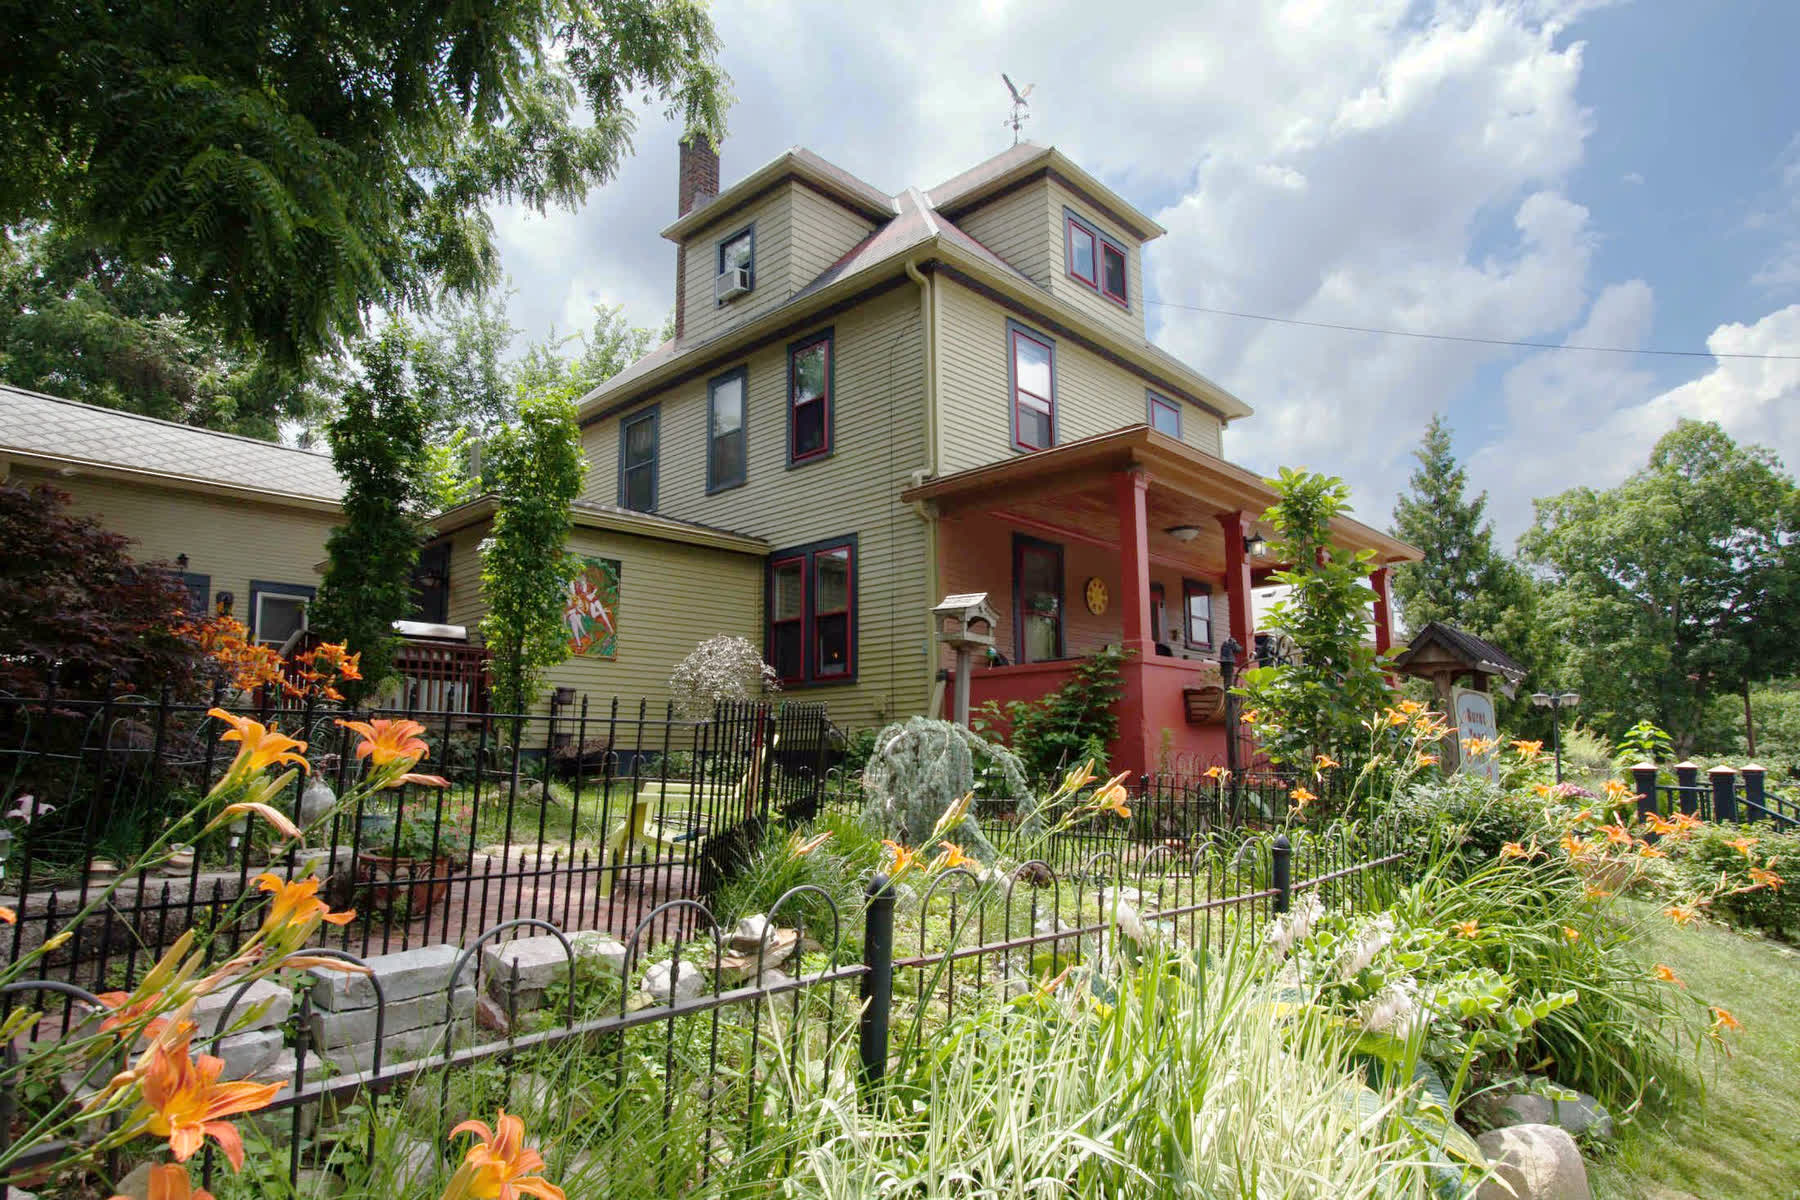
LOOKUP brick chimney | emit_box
[678,135,719,217]
[674,135,719,341]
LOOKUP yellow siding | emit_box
[680,187,794,345]
[437,519,763,717]
[6,465,337,631]
[953,180,1054,285]
[787,185,877,292]
[582,287,933,731]
[935,281,1223,475]
[1044,180,1147,342]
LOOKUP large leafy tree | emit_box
[1,1,728,364]
[308,326,433,702]
[0,230,328,436]
[1521,420,1800,752]
[479,384,586,715]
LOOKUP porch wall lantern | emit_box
[934,593,1000,730]
[1243,533,1268,558]
[214,591,235,617]
[1164,525,1201,542]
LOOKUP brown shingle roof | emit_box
[0,384,342,503]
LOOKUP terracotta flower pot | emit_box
[356,851,451,913]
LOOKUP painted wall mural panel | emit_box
[565,557,620,658]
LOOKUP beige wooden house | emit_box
[570,139,1419,776]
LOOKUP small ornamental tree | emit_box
[1237,468,1392,769]
[479,383,586,716]
[0,482,199,695]
[309,325,432,702]
[861,717,1033,863]
[668,635,779,718]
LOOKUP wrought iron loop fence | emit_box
[0,822,1403,1197]
[0,690,834,995]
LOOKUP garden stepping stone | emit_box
[1475,1124,1591,1200]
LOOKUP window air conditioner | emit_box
[715,266,752,303]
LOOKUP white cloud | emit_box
[1622,170,1644,185]
[1750,135,1800,292]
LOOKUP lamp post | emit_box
[1530,690,1581,783]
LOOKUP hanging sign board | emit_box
[1453,686,1499,783]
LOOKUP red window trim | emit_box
[812,546,854,679]
[788,331,833,466]
[1100,241,1129,307]
[1010,327,1055,453]
[766,538,857,686]
[768,555,807,685]
[1181,578,1213,650]
[1065,216,1098,286]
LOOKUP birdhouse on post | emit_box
[934,593,999,728]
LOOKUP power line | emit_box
[1142,297,1800,361]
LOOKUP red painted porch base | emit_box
[943,658,1231,780]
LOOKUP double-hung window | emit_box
[717,226,754,301]
[1147,391,1181,438]
[1008,322,1055,452]
[1182,579,1213,650]
[767,537,856,684]
[1065,210,1129,308]
[618,406,659,512]
[708,368,747,492]
[788,330,832,464]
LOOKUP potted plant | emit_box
[356,802,473,914]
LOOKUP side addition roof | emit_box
[0,384,342,510]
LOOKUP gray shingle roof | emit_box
[0,384,342,503]
[1392,621,1527,684]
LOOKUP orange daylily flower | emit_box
[1653,964,1685,988]
[1532,783,1555,799]
[95,991,173,1039]
[445,1111,566,1200]
[1499,840,1536,861]
[1710,1006,1742,1034]
[1747,866,1784,891]
[206,710,308,794]
[213,800,302,841]
[1509,738,1544,759]
[788,831,833,858]
[1559,833,1592,861]
[1289,785,1318,808]
[1397,700,1424,716]
[1637,844,1667,859]
[393,772,453,790]
[1672,811,1704,833]
[1561,926,1581,943]
[1724,836,1758,858]
[881,840,917,877]
[1093,779,1132,820]
[1462,735,1496,758]
[1203,765,1231,781]
[252,873,354,953]
[0,906,13,924]
[1314,754,1339,771]
[109,1163,214,1200]
[1644,812,1680,836]
[937,842,977,870]
[1385,709,1410,728]
[1602,778,1631,803]
[130,1026,284,1169]
[1583,885,1614,902]
[335,718,432,770]
[1602,822,1633,848]
[1418,753,1440,766]
[1451,919,1480,939]
[1663,902,1702,926]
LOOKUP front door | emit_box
[1012,535,1064,663]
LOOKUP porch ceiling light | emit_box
[1165,525,1201,542]
[1243,533,1268,558]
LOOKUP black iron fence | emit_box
[0,690,834,993]
[0,820,1403,1197]
[1632,762,1799,828]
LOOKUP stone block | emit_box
[309,943,472,1011]
[252,1047,326,1085]
[640,959,704,1005]
[308,987,474,1049]
[318,1020,470,1076]
[193,977,292,1037]
[214,1027,283,1080]
[480,931,626,1001]
[1475,1124,1591,1200]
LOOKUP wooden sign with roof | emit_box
[1391,621,1527,709]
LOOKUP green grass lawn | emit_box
[1589,907,1800,1200]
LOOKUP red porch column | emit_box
[1371,566,1393,655]
[1216,511,1254,653]
[1113,470,1155,778]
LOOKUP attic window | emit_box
[1065,209,1129,309]
[716,226,754,303]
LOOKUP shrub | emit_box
[1663,823,1800,940]
[1383,773,1541,873]
[977,646,1127,782]
[861,717,1031,861]
[667,634,779,719]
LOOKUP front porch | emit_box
[904,427,1417,779]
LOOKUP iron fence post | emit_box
[1709,765,1739,823]
[1220,638,1241,819]
[1271,835,1292,914]
[858,873,895,1091]
[1632,763,1659,821]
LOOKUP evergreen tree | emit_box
[1389,414,1527,637]
[309,327,432,702]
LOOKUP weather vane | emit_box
[1002,74,1034,145]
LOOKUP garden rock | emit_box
[641,959,705,1004]
[479,931,626,1013]
[1474,1085,1614,1141]
[391,1133,441,1187]
[310,943,473,1011]
[293,1167,347,1197]
[1475,1124,1591,1200]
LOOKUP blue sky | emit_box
[491,0,1800,543]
